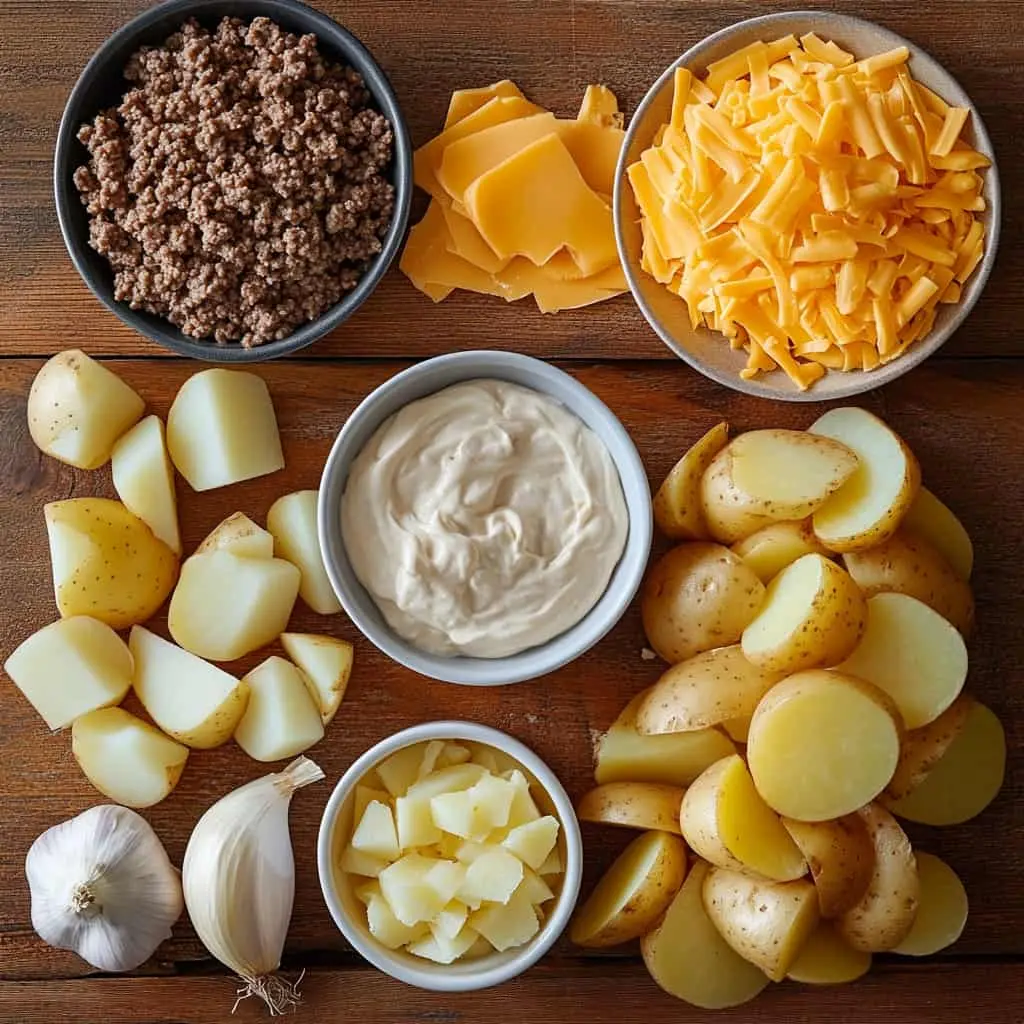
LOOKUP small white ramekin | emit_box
[316,721,583,992]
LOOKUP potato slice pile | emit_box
[5,352,355,807]
[573,406,1002,1007]
[401,82,628,312]
[339,740,563,963]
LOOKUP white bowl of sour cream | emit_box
[318,351,652,685]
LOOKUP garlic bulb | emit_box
[26,804,183,972]
[183,756,324,1012]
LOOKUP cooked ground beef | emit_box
[73,16,395,346]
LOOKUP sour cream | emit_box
[341,379,629,658]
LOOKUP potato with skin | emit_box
[653,422,730,540]
[267,489,342,614]
[732,520,830,583]
[885,695,973,801]
[892,853,968,956]
[836,803,919,952]
[741,554,866,674]
[787,923,872,984]
[681,755,806,881]
[641,543,765,664]
[570,831,688,947]
[902,486,973,580]
[195,512,274,558]
[700,429,859,544]
[111,415,180,554]
[576,782,685,834]
[722,716,751,743]
[280,632,354,726]
[702,867,820,981]
[636,646,785,735]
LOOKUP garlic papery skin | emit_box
[26,804,183,972]
[182,756,324,1012]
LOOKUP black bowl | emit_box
[54,0,412,362]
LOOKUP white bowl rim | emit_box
[613,9,1002,402]
[316,720,584,992]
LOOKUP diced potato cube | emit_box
[424,859,466,906]
[503,816,560,870]
[266,489,341,614]
[280,632,353,726]
[437,743,472,768]
[505,769,542,828]
[376,744,428,798]
[454,840,491,864]
[431,775,515,839]
[459,848,524,907]
[471,746,500,772]
[340,846,389,878]
[432,900,469,940]
[354,880,381,906]
[396,794,442,849]
[470,890,541,952]
[430,789,477,839]
[367,894,429,949]
[379,855,465,926]
[538,847,563,876]
[463,933,496,959]
[517,867,555,906]
[354,784,392,824]
[406,763,487,801]
[418,740,446,779]
[408,926,480,964]
[351,800,400,861]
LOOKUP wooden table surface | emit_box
[1,1,1021,1021]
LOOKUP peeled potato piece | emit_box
[701,429,859,544]
[280,632,354,726]
[838,593,968,729]
[681,755,806,881]
[747,671,901,822]
[810,407,921,552]
[576,782,684,834]
[570,830,688,947]
[787,923,872,984]
[892,852,968,956]
[741,554,866,674]
[653,422,730,540]
[267,489,341,615]
[902,487,973,580]
[702,867,820,981]
[642,860,770,1009]
[196,512,274,559]
[885,695,973,801]
[234,656,325,762]
[732,520,829,584]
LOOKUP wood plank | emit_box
[0,0,1019,360]
[0,356,1021,983]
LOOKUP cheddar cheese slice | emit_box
[444,80,525,128]
[577,84,624,128]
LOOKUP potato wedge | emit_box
[902,487,973,580]
[837,593,967,729]
[653,422,730,540]
[280,632,354,726]
[636,646,784,734]
[570,831,688,947]
[787,922,872,984]
[892,852,968,956]
[836,803,919,952]
[641,543,765,664]
[781,815,874,919]
[196,512,274,559]
[595,688,736,786]
[267,489,341,614]
[741,554,866,674]
[234,656,325,762]
[885,695,973,801]
[732,520,830,583]
[747,671,901,821]
[843,531,974,635]
[681,755,806,881]
[701,429,859,544]
[809,407,921,552]
[702,867,819,980]
[642,860,770,1009]
[883,700,1005,826]
[576,782,684,834]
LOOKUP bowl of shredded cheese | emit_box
[614,11,1000,400]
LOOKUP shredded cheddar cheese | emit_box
[628,34,990,390]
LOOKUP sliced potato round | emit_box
[810,407,921,552]
[681,754,806,881]
[653,422,730,540]
[635,646,784,734]
[741,554,866,674]
[885,694,973,801]
[787,922,872,984]
[892,852,968,956]
[902,486,973,580]
[838,593,967,729]
[641,543,765,664]
[747,671,901,821]
[570,831,688,947]
[576,782,684,834]
[701,429,859,544]
[732,520,829,584]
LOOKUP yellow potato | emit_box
[636,646,784,734]
[837,593,968,729]
[836,803,919,952]
[595,688,736,787]
[570,831,688,947]
[741,554,866,674]
[681,755,806,881]
[653,422,730,540]
[722,716,751,744]
[196,512,274,559]
[892,852,968,956]
[902,486,973,580]
[732,520,830,583]
[883,700,1005,826]
[702,867,820,980]
[787,922,872,984]
[747,671,901,821]
[641,543,765,664]
[809,407,921,552]
[781,815,874,919]
[843,530,974,635]
[885,694,973,801]
[576,782,684,834]
[642,860,770,1009]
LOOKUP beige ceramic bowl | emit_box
[614,10,1001,402]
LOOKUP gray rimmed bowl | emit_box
[317,351,653,686]
[614,10,1001,402]
[54,0,412,362]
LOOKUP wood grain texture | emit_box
[0,0,1020,360]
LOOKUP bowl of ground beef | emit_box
[54,0,411,359]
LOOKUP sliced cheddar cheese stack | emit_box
[401,82,628,313]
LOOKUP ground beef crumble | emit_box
[73,16,395,346]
